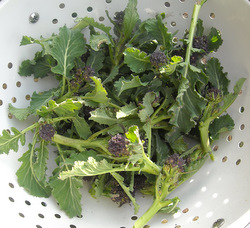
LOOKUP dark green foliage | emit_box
[0,0,245,227]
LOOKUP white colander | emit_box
[0,0,249,227]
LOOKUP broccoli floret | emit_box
[190,35,209,64]
[39,124,55,141]
[193,36,209,53]
[114,11,125,28]
[133,174,148,192]
[150,51,167,68]
[113,11,125,36]
[70,68,84,89]
[83,65,95,81]
[108,134,130,157]
[70,65,95,91]
[206,87,222,102]
[110,182,131,206]
[165,153,186,172]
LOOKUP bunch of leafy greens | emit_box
[0,0,245,227]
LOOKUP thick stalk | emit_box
[133,199,176,228]
[142,156,161,175]
[199,118,215,160]
[52,133,109,154]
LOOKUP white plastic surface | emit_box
[0,0,250,228]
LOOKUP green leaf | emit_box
[86,50,105,72]
[33,55,56,78]
[207,27,223,52]
[49,168,83,218]
[116,102,137,119]
[209,114,234,141]
[124,47,151,73]
[154,131,170,165]
[102,65,119,85]
[143,14,172,50]
[30,88,60,113]
[37,99,82,117]
[20,35,49,47]
[16,143,51,197]
[83,76,109,104]
[50,26,86,78]
[33,140,49,182]
[90,34,112,51]
[20,35,56,56]
[218,78,246,114]
[106,119,142,135]
[18,52,56,79]
[89,107,118,125]
[122,0,139,40]
[64,150,102,165]
[76,17,111,35]
[114,75,148,96]
[8,104,31,120]
[72,116,92,139]
[0,127,26,154]
[205,58,230,95]
[171,136,188,154]
[168,77,207,134]
[18,59,35,76]
[187,67,208,88]
[196,19,204,37]
[59,157,123,179]
[125,125,140,144]
[89,175,107,198]
[138,92,156,122]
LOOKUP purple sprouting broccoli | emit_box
[150,51,167,68]
[165,153,186,172]
[114,11,125,28]
[108,134,130,157]
[39,124,56,141]
[83,65,95,81]
[110,181,131,206]
[193,36,209,53]
[206,87,222,102]
[190,35,209,64]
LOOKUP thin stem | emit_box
[151,114,171,126]
[151,97,168,121]
[146,125,152,158]
[108,102,121,110]
[21,122,40,134]
[108,45,115,65]
[183,3,203,78]
[56,143,71,171]
[29,132,39,180]
[60,77,67,97]
[87,126,113,141]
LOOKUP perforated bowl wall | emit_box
[0,0,250,228]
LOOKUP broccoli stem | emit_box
[52,133,109,154]
[183,1,206,78]
[133,194,180,228]
[133,199,175,228]
[199,119,215,160]
[142,156,161,175]
[20,122,40,134]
